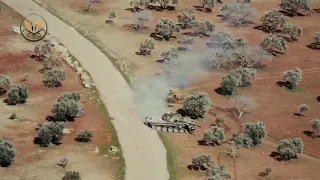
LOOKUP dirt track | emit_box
[0,0,169,179]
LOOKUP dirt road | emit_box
[1,0,169,179]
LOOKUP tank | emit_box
[144,112,199,134]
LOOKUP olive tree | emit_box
[206,47,233,69]
[45,68,66,87]
[205,164,232,180]
[283,23,303,41]
[0,74,11,94]
[62,171,81,180]
[193,20,215,37]
[177,37,195,50]
[182,92,211,118]
[152,0,180,10]
[177,7,196,29]
[132,10,153,30]
[154,18,180,40]
[235,121,267,147]
[210,32,243,50]
[260,10,288,32]
[0,140,16,167]
[58,92,81,102]
[75,130,93,143]
[129,0,150,11]
[220,3,256,27]
[34,42,54,60]
[312,32,320,49]
[233,67,257,87]
[311,118,320,138]
[230,95,256,118]
[51,96,83,121]
[282,68,303,89]
[139,39,155,55]
[276,138,304,160]
[7,84,29,105]
[37,122,65,147]
[260,34,287,54]
[215,115,225,126]
[297,104,310,117]
[202,126,225,145]
[280,0,310,16]
[43,57,60,70]
[233,45,272,68]
[191,155,212,170]
[161,47,179,61]
[220,72,242,94]
[199,0,217,10]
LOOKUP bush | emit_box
[177,7,196,29]
[202,126,225,145]
[260,34,287,54]
[177,37,195,50]
[206,47,233,69]
[221,3,256,27]
[75,130,93,143]
[7,84,29,105]
[193,20,215,37]
[283,23,303,41]
[0,74,11,94]
[282,68,303,89]
[230,95,256,118]
[260,10,288,32]
[297,104,309,117]
[191,155,212,170]
[129,0,150,11]
[234,133,253,147]
[277,138,304,160]
[153,0,180,9]
[205,164,232,180]
[132,10,153,30]
[215,115,225,125]
[209,32,242,50]
[139,39,155,55]
[233,45,272,68]
[37,122,65,147]
[108,11,116,22]
[62,171,81,180]
[0,140,16,167]
[43,57,60,70]
[314,32,320,45]
[280,0,310,16]
[199,0,217,10]
[51,99,83,121]
[45,68,66,87]
[220,72,242,94]
[235,121,266,147]
[182,92,211,118]
[34,42,54,60]
[58,92,81,102]
[161,48,179,61]
[233,67,257,87]
[154,18,180,40]
[311,118,320,138]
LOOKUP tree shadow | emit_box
[33,137,42,145]
[306,43,320,50]
[46,115,75,122]
[253,25,282,34]
[43,80,61,88]
[0,88,7,96]
[0,161,13,167]
[150,33,163,41]
[303,130,315,138]
[124,8,143,12]
[155,59,165,63]
[269,151,282,161]
[166,6,175,11]
[314,8,320,13]
[317,96,320,102]
[214,87,231,96]
[105,20,113,24]
[278,10,294,17]
[30,54,44,61]
[277,35,296,42]
[3,99,25,106]
[147,5,162,11]
[181,32,197,36]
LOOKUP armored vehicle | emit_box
[144,112,199,134]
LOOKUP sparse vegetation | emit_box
[132,10,153,30]
[191,155,212,170]
[7,84,29,105]
[57,158,69,169]
[43,57,60,70]
[152,0,180,10]
[0,74,11,94]
[62,171,81,180]
[193,20,215,37]
[177,37,195,50]
[75,130,93,143]
[161,47,179,61]
[37,122,65,147]
[234,121,267,147]
[205,164,232,180]
[177,7,196,29]
[311,119,320,138]
[154,18,180,40]
[107,11,116,23]
[33,42,54,60]
[258,168,272,178]
[0,140,16,167]
[280,0,310,16]
[129,0,150,11]
[276,138,304,160]
[139,39,155,55]
[282,68,303,89]
[51,95,83,121]
[260,34,288,55]
[230,95,256,118]
[220,72,242,94]
[297,104,310,117]
[182,92,211,118]
[260,10,288,32]
[45,68,66,87]
[220,3,256,27]
[202,126,225,145]
[215,115,225,126]
[283,23,303,41]
[206,47,233,69]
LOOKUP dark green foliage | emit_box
[260,34,287,54]
[51,99,83,121]
[0,74,11,94]
[129,0,150,11]
[215,115,225,125]
[37,122,65,147]
[260,10,288,32]
[62,171,81,180]
[182,92,211,118]
[43,57,60,70]
[0,140,16,167]
[139,39,155,55]
[202,126,225,145]
[75,130,93,143]
[45,68,66,87]
[7,84,29,105]
[277,138,304,160]
[220,72,242,94]
[280,0,310,16]
[283,23,303,41]
[58,92,81,102]
[283,68,303,89]
[205,164,232,180]
[152,0,180,9]
[193,20,215,37]
[232,67,257,87]
[154,18,180,40]
[235,122,267,148]
[191,155,212,170]
[177,7,196,29]
[199,0,217,9]
[311,119,320,138]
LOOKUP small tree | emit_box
[75,130,93,143]
[45,68,66,87]
[280,0,310,16]
[37,122,65,147]
[139,39,155,55]
[235,121,267,147]
[233,45,272,68]
[312,32,320,49]
[232,67,257,87]
[43,57,60,70]
[7,84,29,105]
[258,168,272,177]
[51,99,83,121]
[191,155,212,170]
[220,3,256,27]
[153,0,180,10]
[297,104,310,117]
[210,32,240,50]
[230,95,256,118]
[132,10,153,30]
[260,34,288,54]
[129,0,150,11]
[34,42,54,60]
[205,164,232,180]
[220,72,242,94]
[282,68,303,89]
[0,140,16,167]
[207,48,233,70]
[193,20,215,37]
[182,92,211,118]
[260,10,288,32]
[277,138,304,160]
[215,115,225,126]
[234,133,253,147]
[154,18,180,40]
[86,0,100,12]
[161,48,179,61]
[62,171,81,180]
[283,23,303,41]
[58,92,81,102]
[202,126,225,145]
[199,0,217,10]
[177,7,196,29]
[107,11,116,23]
[311,118,320,138]
[177,37,195,50]
[0,74,11,94]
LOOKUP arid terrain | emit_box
[2,0,320,180]
[0,3,124,180]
